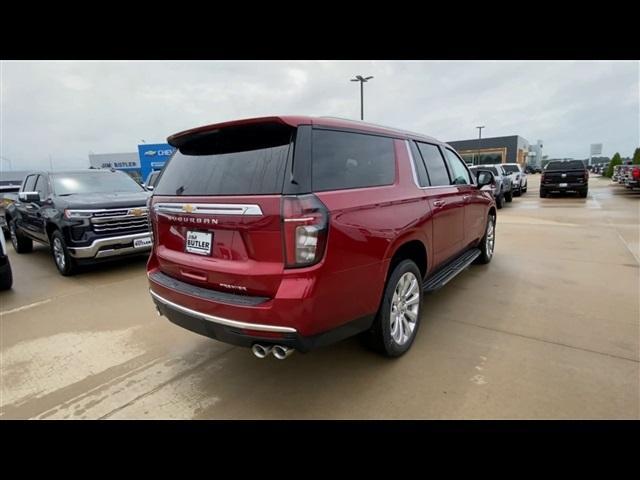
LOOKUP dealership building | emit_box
[88,143,175,183]
[447,135,543,168]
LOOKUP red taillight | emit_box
[633,167,640,180]
[282,194,329,268]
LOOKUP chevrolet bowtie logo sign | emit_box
[129,208,144,217]
[182,204,196,213]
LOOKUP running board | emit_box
[423,248,481,293]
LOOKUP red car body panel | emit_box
[148,116,495,349]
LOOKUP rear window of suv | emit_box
[546,160,586,171]
[312,129,395,192]
[155,123,293,196]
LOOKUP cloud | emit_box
[1,60,638,171]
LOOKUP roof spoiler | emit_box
[167,116,295,149]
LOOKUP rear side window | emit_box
[417,142,450,186]
[23,175,37,192]
[312,129,395,192]
[409,141,430,187]
[155,123,293,196]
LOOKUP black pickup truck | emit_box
[5,169,152,275]
[540,160,589,198]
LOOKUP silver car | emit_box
[502,163,527,196]
[470,164,513,209]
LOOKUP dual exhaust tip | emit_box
[252,343,294,360]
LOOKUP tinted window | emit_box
[23,175,37,192]
[409,141,430,187]
[502,164,521,174]
[312,130,395,192]
[443,149,472,185]
[52,172,144,195]
[34,175,49,197]
[545,160,586,171]
[417,142,450,186]
[155,124,292,196]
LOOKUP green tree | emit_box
[605,152,622,177]
[632,147,640,165]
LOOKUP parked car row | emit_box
[591,164,609,175]
[612,164,640,190]
[468,163,527,208]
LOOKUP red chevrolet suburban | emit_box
[147,116,496,358]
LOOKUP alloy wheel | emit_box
[390,272,420,346]
[53,238,66,270]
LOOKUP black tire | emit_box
[363,259,423,358]
[9,219,33,253]
[496,193,504,209]
[505,190,513,202]
[579,189,588,198]
[475,213,496,264]
[51,230,77,276]
[0,262,12,290]
[539,189,547,198]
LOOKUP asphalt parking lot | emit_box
[1,175,638,419]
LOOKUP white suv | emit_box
[502,163,527,196]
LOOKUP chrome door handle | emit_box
[463,195,471,200]
[433,200,445,207]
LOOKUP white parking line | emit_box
[616,231,640,265]
[0,299,52,316]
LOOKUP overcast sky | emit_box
[1,60,638,171]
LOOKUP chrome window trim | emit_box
[153,203,263,216]
[149,289,297,333]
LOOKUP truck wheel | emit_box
[475,213,496,265]
[9,220,33,253]
[51,231,77,276]
[496,194,504,209]
[539,189,547,198]
[363,259,423,358]
[505,190,513,202]
[579,189,588,198]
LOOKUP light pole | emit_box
[350,75,373,120]
[475,126,485,165]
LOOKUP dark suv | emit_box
[6,169,151,275]
[147,116,497,358]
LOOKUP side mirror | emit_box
[475,170,495,190]
[19,191,41,203]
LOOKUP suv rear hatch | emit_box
[150,120,303,299]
